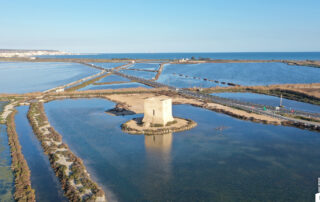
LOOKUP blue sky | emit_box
[0,0,319,53]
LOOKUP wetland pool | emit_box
[44,98,320,202]
[0,62,100,93]
[158,63,320,87]
[212,92,320,113]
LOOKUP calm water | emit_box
[38,52,320,60]
[0,62,100,93]
[97,74,131,83]
[158,63,320,86]
[79,82,151,91]
[91,63,127,70]
[15,106,67,202]
[45,99,320,202]
[128,63,160,71]
[212,92,320,113]
[119,69,156,80]
[0,102,14,202]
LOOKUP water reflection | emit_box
[144,133,173,196]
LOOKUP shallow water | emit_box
[119,69,156,80]
[158,63,320,86]
[79,82,151,91]
[97,74,131,83]
[0,101,14,202]
[212,92,320,113]
[15,106,67,202]
[157,71,227,88]
[45,98,320,202]
[0,62,100,93]
[128,63,160,71]
[91,63,127,70]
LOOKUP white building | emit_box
[142,97,174,126]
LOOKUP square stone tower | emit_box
[142,97,174,126]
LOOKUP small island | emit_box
[122,96,197,135]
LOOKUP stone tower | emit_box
[142,97,174,126]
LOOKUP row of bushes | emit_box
[27,102,105,201]
[6,110,36,202]
[66,72,111,92]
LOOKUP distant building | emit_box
[178,58,189,63]
[142,97,174,126]
[55,88,64,93]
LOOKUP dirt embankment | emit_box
[193,83,320,105]
[104,92,282,125]
[28,103,106,202]
[6,110,36,202]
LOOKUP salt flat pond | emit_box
[44,98,320,201]
[0,62,100,93]
[128,63,160,71]
[0,102,14,202]
[97,74,131,83]
[119,69,156,80]
[158,63,320,87]
[212,92,320,113]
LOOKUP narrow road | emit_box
[80,62,320,129]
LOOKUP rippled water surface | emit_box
[212,92,320,113]
[44,98,320,202]
[0,62,100,93]
[158,63,320,87]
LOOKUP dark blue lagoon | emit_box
[0,102,14,202]
[0,62,100,93]
[15,106,67,202]
[79,82,151,91]
[158,63,320,86]
[212,92,320,113]
[38,52,320,60]
[45,98,320,202]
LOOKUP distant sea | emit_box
[38,52,320,60]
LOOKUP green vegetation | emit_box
[166,120,177,126]
[0,124,14,202]
[6,110,35,202]
[201,87,320,106]
[150,123,164,127]
[66,72,111,92]
[27,102,105,201]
